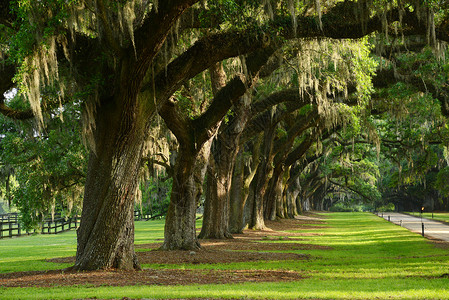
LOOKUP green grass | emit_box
[3,278,449,300]
[1,212,449,299]
[407,211,449,224]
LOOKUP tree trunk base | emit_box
[198,231,233,240]
[159,240,201,251]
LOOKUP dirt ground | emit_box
[0,215,328,288]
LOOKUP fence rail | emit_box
[134,210,165,221]
[1,210,150,239]
[0,213,80,239]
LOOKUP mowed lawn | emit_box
[407,211,449,224]
[1,213,449,299]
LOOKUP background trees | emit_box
[0,101,86,229]
[1,0,449,271]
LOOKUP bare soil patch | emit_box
[0,268,306,287]
[1,217,329,288]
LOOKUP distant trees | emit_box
[0,99,86,227]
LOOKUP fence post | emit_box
[48,221,51,234]
[9,222,12,238]
[17,222,21,237]
[0,222,2,238]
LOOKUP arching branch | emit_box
[328,178,375,202]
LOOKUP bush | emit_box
[377,203,395,212]
[329,202,375,212]
[330,202,363,212]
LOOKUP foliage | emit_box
[137,176,172,218]
[373,47,449,211]
[0,200,8,214]
[435,166,449,198]
[0,101,87,229]
[328,202,371,212]
[377,202,395,212]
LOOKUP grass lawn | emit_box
[1,213,449,299]
[407,211,449,224]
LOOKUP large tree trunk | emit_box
[284,176,299,218]
[248,127,275,230]
[229,146,260,233]
[74,94,148,271]
[161,133,212,250]
[264,165,285,220]
[199,96,250,239]
[199,157,233,239]
[229,150,246,234]
[248,170,267,230]
[161,146,201,250]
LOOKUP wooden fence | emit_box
[134,210,166,220]
[1,210,153,239]
[0,213,80,239]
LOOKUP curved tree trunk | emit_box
[74,94,148,271]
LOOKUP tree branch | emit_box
[132,0,199,79]
[328,178,375,202]
[158,97,193,147]
[141,156,173,177]
[372,67,449,117]
[148,1,445,111]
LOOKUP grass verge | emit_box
[407,211,449,224]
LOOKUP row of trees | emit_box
[1,0,449,270]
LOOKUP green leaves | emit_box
[0,101,87,229]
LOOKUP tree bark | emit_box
[264,164,285,220]
[230,135,261,233]
[161,146,201,250]
[229,150,246,234]
[199,156,233,239]
[199,96,250,239]
[286,182,301,217]
[74,93,148,270]
[71,1,200,270]
[248,126,276,230]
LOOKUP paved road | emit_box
[376,212,449,242]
